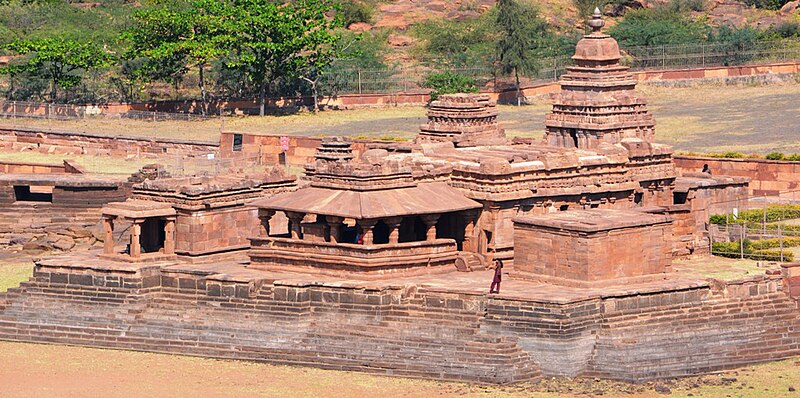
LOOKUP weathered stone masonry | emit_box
[1,258,798,383]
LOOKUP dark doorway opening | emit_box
[13,185,53,203]
[140,218,166,254]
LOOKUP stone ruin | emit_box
[417,93,506,147]
[0,11,790,386]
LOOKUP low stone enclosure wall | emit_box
[20,61,800,115]
[0,159,84,174]
[675,155,800,198]
[1,257,799,383]
[0,126,218,159]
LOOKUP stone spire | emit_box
[543,9,656,149]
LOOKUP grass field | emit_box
[0,340,798,398]
[4,82,800,155]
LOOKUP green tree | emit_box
[1,36,112,102]
[125,0,236,115]
[496,0,548,105]
[422,71,478,100]
[608,6,708,47]
[228,0,343,116]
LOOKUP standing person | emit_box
[489,259,503,294]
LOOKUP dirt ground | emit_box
[4,82,800,155]
[0,341,798,398]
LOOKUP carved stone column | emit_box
[130,220,142,258]
[164,217,176,255]
[286,211,305,240]
[385,217,403,244]
[358,219,377,245]
[103,216,114,255]
[461,210,479,252]
[258,209,275,237]
[421,214,440,241]
[325,216,344,243]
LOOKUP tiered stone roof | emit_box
[544,9,659,150]
[418,93,506,147]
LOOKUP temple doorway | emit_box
[140,218,166,253]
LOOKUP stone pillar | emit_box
[462,210,479,252]
[385,217,403,244]
[325,216,344,243]
[358,219,377,245]
[258,209,275,237]
[103,216,114,255]
[286,211,305,240]
[421,214,440,241]
[130,220,142,258]
[164,217,176,255]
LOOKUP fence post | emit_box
[357,69,362,95]
[779,224,784,262]
[702,44,706,67]
[763,195,767,236]
[740,224,745,259]
[661,46,666,69]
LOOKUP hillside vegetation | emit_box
[0,0,798,107]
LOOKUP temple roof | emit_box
[255,182,481,220]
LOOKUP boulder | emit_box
[387,34,416,47]
[347,22,372,33]
[781,0,800,14]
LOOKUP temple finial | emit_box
[587,7,605,33]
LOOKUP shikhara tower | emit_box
[545,8,656,149]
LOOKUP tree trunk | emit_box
[198,64,207,116]
[312,81,319,113]
[515,68,521,107]
[51,78,58,103]
[259,82,266,117]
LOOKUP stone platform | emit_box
[1,251,799,383]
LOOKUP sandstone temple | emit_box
[1,11,798,384]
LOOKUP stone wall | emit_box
[0,159,84,174]
[175,206,260,257]
[219,133,392,167]
[675,156,800,198]
[1,259,798,383]
[0,126,218,159]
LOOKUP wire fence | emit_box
[0,100,215,122]
[707,191,800,262]
[319,38,800,96]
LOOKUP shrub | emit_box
[422,71,478,100]
[340,0,377,25]
[742,0,793,10]
[608,5,708,47]
[787,154,800,161]
[750,237,800,250]
[766,152,785,160]
[712,241,794,262]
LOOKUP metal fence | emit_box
[319,38,800,96]
[708,192,800,262]
[0,100,215,122]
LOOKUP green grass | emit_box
[0,258,32,292]
[0,151,151,175]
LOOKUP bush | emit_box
[766,152,785,160]
[422,71,478,100]
[712,241,794,262]
[608,5,708,47]
[750,237,800,250]
[787,154,800,161]
[340,0,377,25]
[742,0,793,10]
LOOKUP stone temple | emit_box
[1,11,797,384]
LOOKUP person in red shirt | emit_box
[489,259,503,294]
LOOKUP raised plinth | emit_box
[248,237,459,278]
[513,209,673,287]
